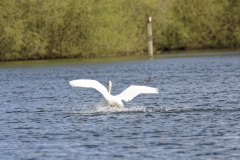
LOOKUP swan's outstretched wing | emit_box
[69,79,110,99]
[116,85,158,102]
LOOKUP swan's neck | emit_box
[108,81,112,94]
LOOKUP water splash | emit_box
[67,100,147,114]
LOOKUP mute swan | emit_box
[69,79,158,107]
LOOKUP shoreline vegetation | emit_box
[0,0,240,61]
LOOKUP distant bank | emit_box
[0,0,240,61]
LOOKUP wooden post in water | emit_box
[147,16,153,58]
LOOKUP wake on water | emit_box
[65,100,240,115]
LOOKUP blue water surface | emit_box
[0,51,240,159]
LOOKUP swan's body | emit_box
[69,79,159,107]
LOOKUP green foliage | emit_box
[0,0,240,61]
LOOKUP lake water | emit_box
[0,51,240,159]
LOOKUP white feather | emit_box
[116,85,158,102]
[69,79,110,99]
[69,79,158,107]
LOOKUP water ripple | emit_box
[0,53,240,159]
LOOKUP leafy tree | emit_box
[0,0,239,61]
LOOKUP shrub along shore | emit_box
[0,0,240,61]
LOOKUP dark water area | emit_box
[0,51,240,159]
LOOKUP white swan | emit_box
[69,79,159,107]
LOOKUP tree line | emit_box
[0,0,239,61]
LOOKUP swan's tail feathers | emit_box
[116,85,159,102]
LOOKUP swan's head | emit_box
[107,80,112,93]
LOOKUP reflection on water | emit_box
[0,50,240,159]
